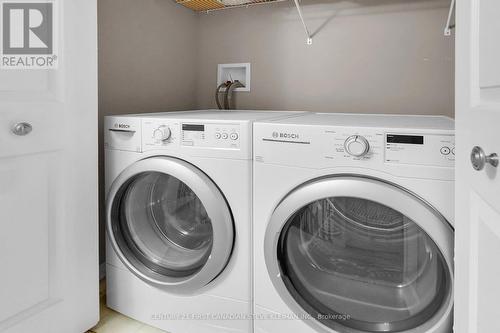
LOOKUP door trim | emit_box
[106,156,234,293]
[264,175,454,333]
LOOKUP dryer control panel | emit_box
[254,123,455,172]
[329,131,454,167]
[385,133,455,167]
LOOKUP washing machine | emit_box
[253,113,455,333]
[104,110,301,333]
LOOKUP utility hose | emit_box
[224,80,245,110]
[215,82,228,110]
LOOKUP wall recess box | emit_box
[217,63,251,92]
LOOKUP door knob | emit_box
[11,122,33,136]
[471,146,498,171]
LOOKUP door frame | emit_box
[106,156,234,293]
[264,175,454,333]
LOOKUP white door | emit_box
[455,0,500,332]
[0,1,98,333]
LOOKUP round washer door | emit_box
[265,176,453,333]
[106,156,234,292]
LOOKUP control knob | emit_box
[344,135,370,157]
[153,125,171,142]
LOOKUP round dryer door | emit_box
[106,157,234,292]
[265,176,453,333]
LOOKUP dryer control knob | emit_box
[345,135,370,157]
[153,125,171,142]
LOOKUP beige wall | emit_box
[196,0,454,117]
[99,0,198,114]
[98,0,198,264]
[98,0,454,264]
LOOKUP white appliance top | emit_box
[254,112,455,180]
[124,110,304,122]
[258,112,454,131]
[105,110,303,159]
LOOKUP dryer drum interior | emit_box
[276,192,452,332]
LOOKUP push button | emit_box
[215,132,221,139]
[440,147,451,155]
[230,133,239,140]
[221,133,228,140]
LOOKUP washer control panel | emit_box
[142,119,241,150]
[181,123,240,149]
[143,120,179,149]
[153,125,172,142]
[385,133,455,167]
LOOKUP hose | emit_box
[224,80,245,110]
[215,82,229,110]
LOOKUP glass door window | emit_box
[277,196,451,332]
[118,172,214,277]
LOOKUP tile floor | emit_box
[86,280,167,333]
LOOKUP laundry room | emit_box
[96,1,457,332]
[2,0,499,333]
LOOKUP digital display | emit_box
[182,124,205,132]
[386,134,424,145]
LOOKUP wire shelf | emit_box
[174,0,313,44]
[175,0,284,12]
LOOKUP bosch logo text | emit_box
[272,132,299,139]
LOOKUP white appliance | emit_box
[104,110,301,333]
[253,113,455,333]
